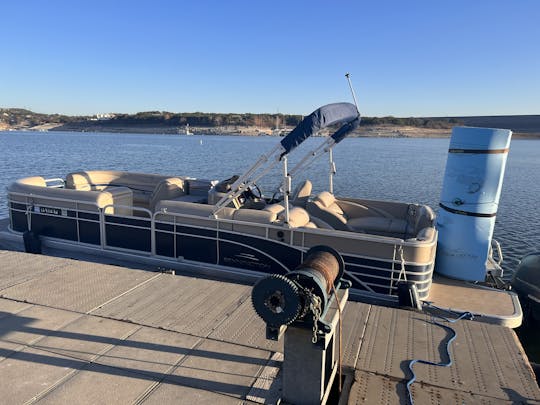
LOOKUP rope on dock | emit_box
[406,303,474,405]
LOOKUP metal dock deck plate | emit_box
[0,250,538,404]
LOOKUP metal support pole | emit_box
[345,72,360,112]
[282,156,290,225]
[329,148,335,194]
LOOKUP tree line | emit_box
[1,108,462,129]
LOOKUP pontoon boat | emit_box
[6,103,437,301]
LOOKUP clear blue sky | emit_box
[1,0,538,117]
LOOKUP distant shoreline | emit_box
[2,108,539,138]
[2,124,538,139]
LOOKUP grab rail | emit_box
[45,178,66,188]
[490,239,503,265]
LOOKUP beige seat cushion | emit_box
[307,191,412,236]
[8,176,133,215]
[233,209,277,224]
[149,178,186,211]
[66,171,123,190]
[314,191,339,210]
[291,180,312,207]
[17,176,47,187]
[263,203,286,215]
[67,171,182,208]
[278,207,310,228]
[307,192,349,231]
[406,227,436,242]
[347,217,408,236]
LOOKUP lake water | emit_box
[0,130,539,277]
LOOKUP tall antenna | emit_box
[345,73,360,112]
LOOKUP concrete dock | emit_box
[0,249,538,404]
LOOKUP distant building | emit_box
[90,113,115,121]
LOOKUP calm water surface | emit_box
[0,131,539,276]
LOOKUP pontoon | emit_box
[6,103,437,301]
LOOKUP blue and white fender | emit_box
[436,126,512,281]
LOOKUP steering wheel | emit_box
[243,184,263,201]
[270,190,284,204]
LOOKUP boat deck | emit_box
[0,249,538,404]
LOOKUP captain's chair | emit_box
[290,180,312,208]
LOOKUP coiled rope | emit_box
[406,302,474,405]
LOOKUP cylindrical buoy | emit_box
[435,127,512,281]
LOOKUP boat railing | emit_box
[153,209,410,244]
[8,190,102,211]
[102,204,153,251]
[490,239,504,266]
[8,190,435,294]
[8,188,433,251]
[7,190,436,297]
[149,208,435,295]
[7,190,102,245]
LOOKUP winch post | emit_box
[282,287,348,405]
[251,246,350,405]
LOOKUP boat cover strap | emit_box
[331,116,361,144]
[280,103,359,155]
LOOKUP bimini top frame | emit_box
[287,73,362,194]
[287,112,360,194]
[212,102,360,223]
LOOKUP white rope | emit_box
[397,245,408,282]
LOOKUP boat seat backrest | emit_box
[307,192,423,236]
[265,203,330,229]
[306,191,349,231]
[186,178,217,197]
[315,191,343,213]
[411,205,435,233]
[262,202,297,216]
[17,176,48,187]
[66,171,185,208]
[66,171,123,191]
[263,203,286,215]
[278,207,310,228]
[232,208,278,236]
[291,180,312,208]
[8,176,133,215]
[149,177,186,211]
